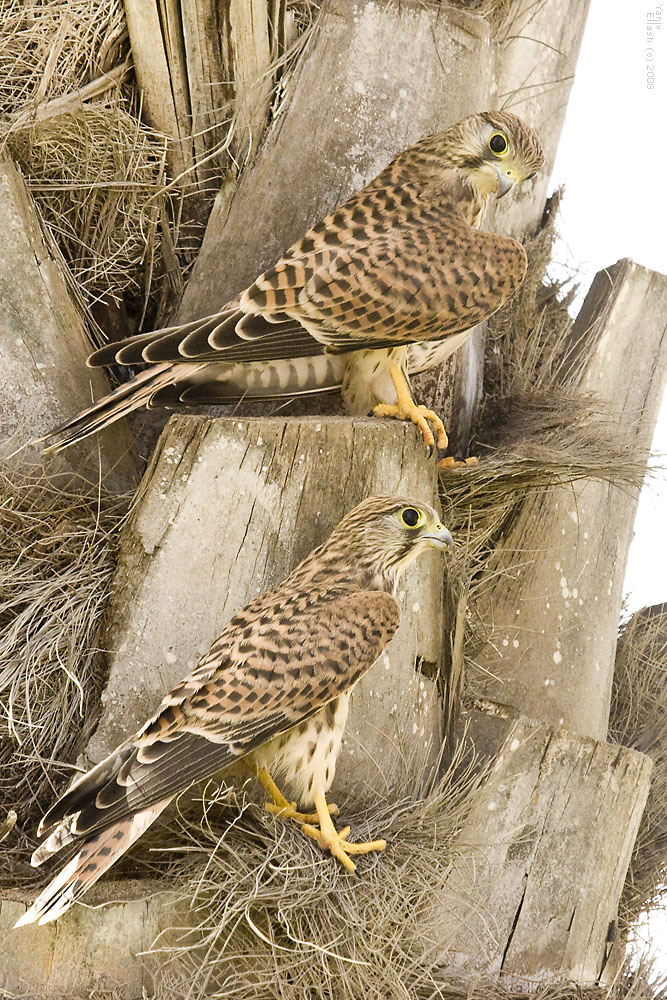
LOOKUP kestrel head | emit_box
[446,110,545,200]
[327,495,453,588]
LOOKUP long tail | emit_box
[38,362,202,454]
[14,797,170,926]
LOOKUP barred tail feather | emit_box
[38,362,202,454]
[14,798,171,927]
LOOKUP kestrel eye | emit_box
[489,132,508,155]
[400,507,422,528]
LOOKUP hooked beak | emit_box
[421,523,454,552]
[495,164,516,199]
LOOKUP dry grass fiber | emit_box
[610,604,667,929]
[0,463,127,888]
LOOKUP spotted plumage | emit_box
[16,496,453,926]
[41,110,543,453]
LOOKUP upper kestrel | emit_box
[42,111,543,456]
[16,495,453,927]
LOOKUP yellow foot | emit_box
[247,762,338,826]
[373,363,448,451]
[437,456,479,470]
[301,794,386,873]
[264,799,339,825]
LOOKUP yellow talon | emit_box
[247,762,338,825]
[264,800,338,824]
[301,795,386,873]
[373,364,449,451]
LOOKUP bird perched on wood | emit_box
[42,111,543,458]
[16,495,453,927]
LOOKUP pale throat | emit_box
[438,168,491,228]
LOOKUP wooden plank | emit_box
[227,0,273,159]
[123,0,195,179]
[124,0,275,191]
[4,881,179,997]
[86,415,446,802]
[0,156,138,493]
[471,261,667,740]
[432,715,652,984]
[488,0,592,238]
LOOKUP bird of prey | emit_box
[42,110,543,457]
[16,495,453,927]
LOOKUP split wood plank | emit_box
[0,156,137,493]
[433,714,652,984]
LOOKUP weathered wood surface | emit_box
[433,714,652,984]
[471,261,667,741]
[488,0,592,238]
[177,0,492,320]
[123,0,275,188]
[87,415,446,801]
[0,156,137,493]
[3,881,178,998]
[123,1,195,180]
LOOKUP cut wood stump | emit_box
[87,415,447,804]
[0,156,138,493]
[2,881,179,998]
[432,713,652,985]
[471,261,667,741]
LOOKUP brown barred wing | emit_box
[288,211,528,350]
[34,590,399,850]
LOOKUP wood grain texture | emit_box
[2,881,179,997]
[124,0,274,188]
[487,0,592,238]
[123,0,194,178]
[471,261,667,741]
[0,156,137,493]
[433,715,652,984]
[86,415,446,801]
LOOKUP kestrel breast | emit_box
[249,695,350,808]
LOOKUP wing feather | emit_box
[86,188,526,371]
[33,590,399,856]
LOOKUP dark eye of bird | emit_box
[489,133,508,154]
[401,507,420,527]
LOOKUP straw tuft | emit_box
[610,605,667,930]
[0,463,127,887]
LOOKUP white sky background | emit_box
[548,0,667,614]
[547,0,667,971]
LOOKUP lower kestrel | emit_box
[16,496,453,927]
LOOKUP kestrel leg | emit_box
[301,794,386,873]
[247,762,338,825]
[373,364,449,452]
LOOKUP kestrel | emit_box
[42,111,543,457]
[16,495,453,927]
